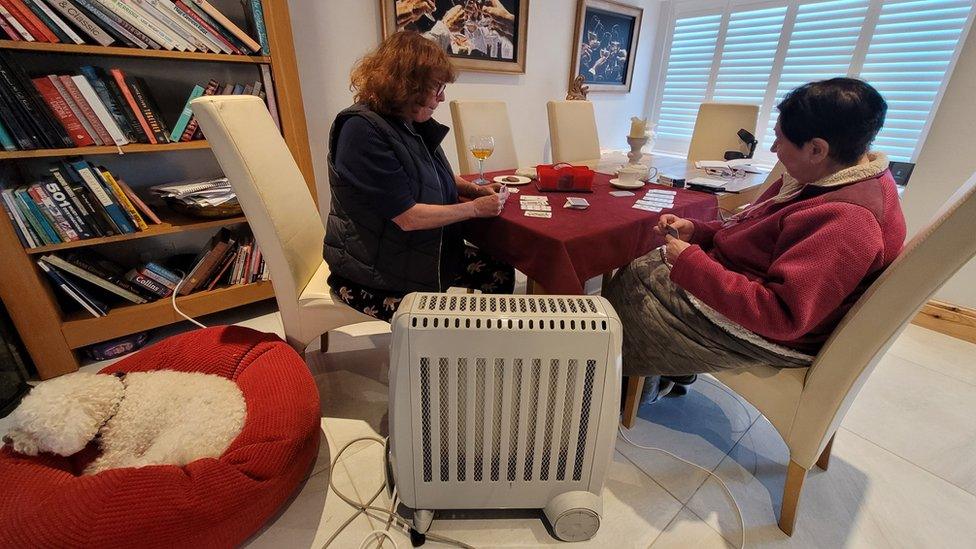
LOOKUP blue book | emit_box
[15,189,60,245]
[170,84,205,141]
[37,260,109,317]
[0,119,15,151]
[69,161,135,234]
[144,261,182,285]
[248,0,269,55]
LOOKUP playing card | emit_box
[524,210,552,218]
[521,203,551,211]
[508,187,520,193]
[610,190,636,197]
[633,203,663,213]
[637,198,674,207]
[646,189,677,196]
[520,195,548,202]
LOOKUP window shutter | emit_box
[712,6,789,107]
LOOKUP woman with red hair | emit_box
[324,31,513,321]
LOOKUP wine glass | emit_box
[468,135,495,186]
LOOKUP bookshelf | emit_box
[0,0,314,380]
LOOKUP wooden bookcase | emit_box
[0,0,314,379]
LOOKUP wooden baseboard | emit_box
[912,300,976,345]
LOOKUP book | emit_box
[32,0,86,44]
[31,76,95,147]
[59,74,111,145]
[2,0,53,42]
[242,0,267,55]
[48,74,100,146]
[77,0,154,49]
[169,83,203,141]
[126,75,169,143]
[125,0,195,50]
[57,161,115,235]
[1,189,35,247]
[15,188,58,244]
[179,227,233,295]
[207,242,237,290]
[0,119,15,150]
[72,75,129,146]
[19,0,66,42]
[46,0,114,46]
[154,0,221,52]
[0,83,36,149]
[0,52,73,148]
[0,4,28,40]
[191,0,257,52]
[114,176,160,224]
[133,264,175,289]
[79,66,137,143]
[50,165,105,237]
[177,77,217,141]
[99,67,148,142]
[70,160,133,233]
[141,0,209,51]
[42,177,93,238]
[41,252,149,303]
[38,260,108,317]
[124,267,171,297]
[259,63,280,130]
[98,167,146,230]
[27,183,79,241]
[177,0,241,54]
[97,0,178,50]
[109,68,155,144]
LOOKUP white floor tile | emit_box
[888,324,976,386]
[651,508,733,549]
[617,376,760,503]
[686,421,976,549]
[843,353,976,495]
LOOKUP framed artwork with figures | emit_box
[380,0,530,74]
[571,0,643,92]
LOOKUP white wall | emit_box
[901,21,976,308]
[288,0,662,217]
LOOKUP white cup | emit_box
[618,166,643,185]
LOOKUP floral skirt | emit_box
[329,245,515,322]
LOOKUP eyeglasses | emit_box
[432,83,447,97]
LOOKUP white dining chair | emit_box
[623,171,976,536]
[686,102,760,164]
[449,100,519,174]
[190,95,374,353]
[547,100,601,164]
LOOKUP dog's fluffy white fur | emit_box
[4,371,245,475]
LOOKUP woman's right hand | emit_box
[654,214,695,241]
[471,193,504,218]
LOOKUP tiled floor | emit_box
[7,303,976,548]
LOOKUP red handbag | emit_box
[535,163,595,192]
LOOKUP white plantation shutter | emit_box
[860,0,974,161]
[654,14,722,154]
[653,0,974,164]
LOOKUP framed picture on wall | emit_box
[571,0,643,92]
[380,0,530,74]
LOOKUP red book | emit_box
[110,68,156,145]
[58,75,113,146]
[115,177,162,224]
[4,0,57,42]
[31,77,95,147]
[172,0,242,55]
[0,5,20,39]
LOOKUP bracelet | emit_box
[658,245,673,270]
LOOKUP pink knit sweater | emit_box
[670,169,906,354]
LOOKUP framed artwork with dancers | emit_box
[571,0,643,92]
[381,0,530,74]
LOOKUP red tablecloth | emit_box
[464,170,719,294]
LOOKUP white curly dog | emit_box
[3,370,246,475]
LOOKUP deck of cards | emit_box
[520,195,552,218]
[633,189,677,213]
[564,197,590,210]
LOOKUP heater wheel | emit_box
[413,509,434,534]
[544,491,603,542]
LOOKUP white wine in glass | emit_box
[469,135,494,185]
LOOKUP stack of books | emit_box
[0,52,277,150]
[150,176,234,207]
[1,160,161,248]
[36,227,267,318]
[0,0,268,55]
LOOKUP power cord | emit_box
[617,425,746,549]
[170,270,207,329]
[323,436,475,549]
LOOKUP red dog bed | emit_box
[0,326,320,548]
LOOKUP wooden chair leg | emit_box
[320,332,329,353]
[817,434,835,470]
[621,376,644,429]
[779,460,808,536]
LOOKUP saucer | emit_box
[610,178,645,189]
[493,175,532,185]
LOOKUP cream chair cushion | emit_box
[449,100,519,174]
[547,100,601,164]
[686,103,760,164]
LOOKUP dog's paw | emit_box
[3,429,39,456]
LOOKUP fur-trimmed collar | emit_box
[773,151,889,204]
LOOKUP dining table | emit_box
[463,168,721,295]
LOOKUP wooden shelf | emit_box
[0,40,271,64]
[25,211,248,255]
[0,141,211,160]
[61,281,275,348]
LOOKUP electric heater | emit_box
[387,293,622,542]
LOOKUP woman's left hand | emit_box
[664,234,691,265]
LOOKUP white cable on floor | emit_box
[323,436,474,549]
[170,270,207,329]
[618,425,746,549]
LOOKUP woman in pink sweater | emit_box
[604,78,906,400]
